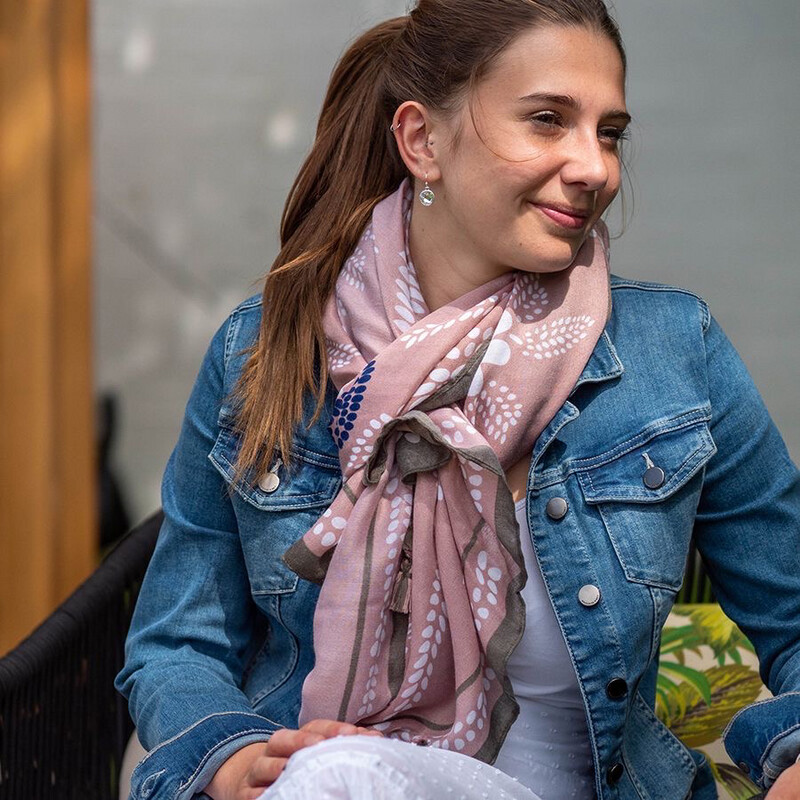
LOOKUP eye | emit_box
[599,126,630,145]
[526,110,563,129]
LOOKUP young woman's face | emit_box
[430,24,629,279]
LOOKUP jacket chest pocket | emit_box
[209,417,342,595]
[576,420,717,591]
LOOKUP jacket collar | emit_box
[568,328,625,398]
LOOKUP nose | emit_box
[560,130,610,192]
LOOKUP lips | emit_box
[530,201,592,230]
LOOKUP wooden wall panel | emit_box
[0,0,95,655]
[51,1,95,602]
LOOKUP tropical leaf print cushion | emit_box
[659,604,768,799]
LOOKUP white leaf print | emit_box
[327,340,360,370]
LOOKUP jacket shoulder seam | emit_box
[610,275,711,332]
[222,295,263,371]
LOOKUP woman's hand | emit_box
[765,760,800,799]
[204,719,382,800]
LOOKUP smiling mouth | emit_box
[529,202,591,230]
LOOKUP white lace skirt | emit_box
[258,736,542,800]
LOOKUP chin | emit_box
[516,243,581,274]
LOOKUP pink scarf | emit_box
[284,179,611,762]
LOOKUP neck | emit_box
[407,201,507,312]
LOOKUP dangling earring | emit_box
[419,174,435,207]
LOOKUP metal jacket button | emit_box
[641,452,665,489]
[607,762,624,784]
[578,584,601,607]
[258,458,282,493]
[606,678,628,700]
[545,497,568,520]
[258,472,280,493]
[643,466,666,489]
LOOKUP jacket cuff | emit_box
[723,693,800,788]
[129,711,279,800]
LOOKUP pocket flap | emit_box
[210,419,341,512]
[577,420,717,504]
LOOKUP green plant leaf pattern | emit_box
[657,604,763,797]
[661,664,763,747]
[687,605,755,659]
[714,762,762,800]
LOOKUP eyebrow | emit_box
[518,92,632,125]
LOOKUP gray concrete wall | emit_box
[93,1,800,521]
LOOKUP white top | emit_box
[492,498,596,799]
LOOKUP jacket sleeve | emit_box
[692,312,800,790]
[115,312,278,800]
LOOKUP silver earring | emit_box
[390,121,402,132]
[419,175,435,207]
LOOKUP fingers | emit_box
[247,755,288,788]
[356,727,384,736]
[300,719,361,738]
[266,720,381,761]
[247,722,386,795]
[300,719,384,738]
[266,728,325,758]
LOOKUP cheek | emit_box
[599,162,623,208]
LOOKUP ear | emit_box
[391,101,441,183]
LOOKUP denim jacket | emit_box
[116,275,800,800]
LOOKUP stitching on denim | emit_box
[532,404,580,466]
[138,769,166,799]
[634,693,696,768]
[595,501,684,591]
[177,727,275,793]
[622,747,649,800]
[698,298,711,334]
[601,329,624,365]
[241,625,271,686]
[762,760,781,780]
[208,445,340,512]
[576,412,711,471]
[250,593,300,705]
[610,279,705,304]
[527,521,618,798]
[723,692,800,741]
[579,426,713,506]
[213,417,339,472]
[569,410,712,472]
[290,444,340,469]
[133,712,273,769]
[533,408,713,490]
[760,721,800,773]
[649,587,666,663]
[223,311,245,372]
[568,330,624,394]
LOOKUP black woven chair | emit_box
[0,511,163,800]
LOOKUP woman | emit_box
[115,1,800,799]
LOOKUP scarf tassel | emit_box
[390,546,413,614]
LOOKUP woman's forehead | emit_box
[480,25,626,103]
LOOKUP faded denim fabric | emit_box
[115,275,800,800]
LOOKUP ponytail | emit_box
[233,18,409,483]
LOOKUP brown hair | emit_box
[233,0,626,482]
